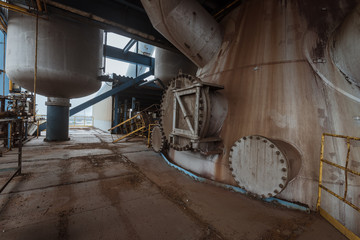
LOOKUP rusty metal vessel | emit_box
[142,0,360,235]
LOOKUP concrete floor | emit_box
[0,128,346,240]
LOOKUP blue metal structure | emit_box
[104,45,155,69]
[123,39,137,54]
[46,104,70,141]
[38,70,154,132]
[112,94,119,134]
[0,31,9,96]
[70,70,153,116]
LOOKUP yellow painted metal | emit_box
[321,159,360,176]
[68,116,94,127]
[0,14,7,33]
[36,0,43,12]
[317,133,360,239]
[322,132,360,141]
[317,134,325,210]
[147,124,158,148]
[0,1,38,17]
[319,207,360,240]
[319,184,360,212]
[8,80,12,92]
[213,0,240,18]
[108,113,141,131]
[344,139,351,199]
[113,126,145,143]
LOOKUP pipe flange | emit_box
[229,135,290,198]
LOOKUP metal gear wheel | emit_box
[151,126,166,153]
[159,74,211,151]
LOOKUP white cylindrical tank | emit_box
[6,12,103,98]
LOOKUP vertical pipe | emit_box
[7,122,11,149]
[103,31,107,73]
[18,119,22,174]
[33,14,38,116]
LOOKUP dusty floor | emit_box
[0,128,346,240]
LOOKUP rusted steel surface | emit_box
[161,0,360,235]
[141,0,222,67]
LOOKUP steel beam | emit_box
[104,45,155,68]
[46,0,175,51]
[123,39,137,54]
[70,70,153,116]
[38,70,153,132]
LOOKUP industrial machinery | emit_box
[143,0,360,236]
[0,0,359,237]
[6,11,103,141]
[0,91,34,193]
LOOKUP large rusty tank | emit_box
[142,0,360,235]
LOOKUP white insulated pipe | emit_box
[141,0,222,67]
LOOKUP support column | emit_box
[112,94,119,134]
[45,97,71,141]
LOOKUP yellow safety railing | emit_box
[69,116,94,127]
[113,126,145,143]
[317,133,360,240]
[147,124,159,147]
[109,113,146,143]
[36,115,94,128]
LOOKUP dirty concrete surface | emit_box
[0,128,346,240]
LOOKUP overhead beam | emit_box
[123,39,137,54]
[38,70,154,132]
[104,45,155,67]
[70,70,153,116]
[46,0,176,51]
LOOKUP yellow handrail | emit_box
[317,133,360,240]
[108,113,141,131]
[113,126,145,143]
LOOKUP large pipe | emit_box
[140,0,222,67]
[331,4,360,87]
